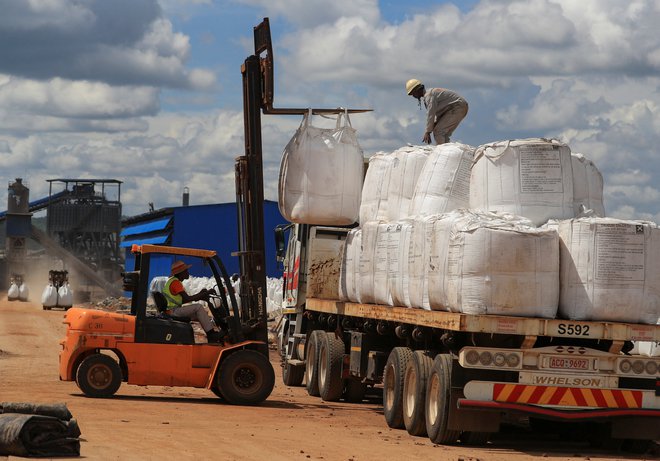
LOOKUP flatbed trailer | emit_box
[276,224,660,451]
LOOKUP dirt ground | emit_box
[0,298,657,461]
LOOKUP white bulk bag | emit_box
[18,283,29,301]
[7,282,19,300]
[571,153,605,217]
[388,220,414,307]
[41,284,58,307]
[470,138,574,226]
[387,147,430,221]
[408,215,443,310]
[443,210,559,317]
[279,110,364,225]
[360,153,394,224]
[58,283,73,308]
[373,223,393,305]
[358,222,380,304]
[410,143,475,216]
[341,228,362,303]
[558,218,660,324]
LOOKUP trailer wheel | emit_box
[383,347,414,429]
[217,349,275,405]
[76,353,122,398]
[343,380,367,403]
[318,332,345,402]
[305,330,325,396]
[282,362,305,387]
[426,354,460,444]
[210,386,224,400]
[403,351,433,436]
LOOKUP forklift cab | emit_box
[125,244,242,345]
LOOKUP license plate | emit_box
[542,355,591,371]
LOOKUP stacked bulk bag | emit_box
[339,228,362,303]
[279,109,363,225]
[359,222,391,305]
[386,147,430,221]
[433,210,559,317]
[410,143,475,216]
[360,153,394,224]
[571,153,605,217]
[388,220,414,307]
[470,138,574,226]
[558,218,660,324]
[408,215,444,310]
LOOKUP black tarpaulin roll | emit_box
[0,402,73,421]
[0,413,80,457]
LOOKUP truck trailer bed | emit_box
[304,298,660,345]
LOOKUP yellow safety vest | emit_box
[163,276,183,308]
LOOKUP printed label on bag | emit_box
[595,223,645,281]
[518,145,564,194]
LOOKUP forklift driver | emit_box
[163,260,225,343]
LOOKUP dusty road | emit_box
[0,298,657,461]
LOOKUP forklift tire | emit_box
[217,350,275,405]
[76,353,122,398]
[305,330,326,397]
[318,332,345,402]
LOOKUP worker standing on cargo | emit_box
[163,260,224,343]
[406,79,468,145]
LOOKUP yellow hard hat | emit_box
[406,79,423,95]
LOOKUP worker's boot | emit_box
[206,329,224,344]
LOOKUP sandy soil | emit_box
[0,298,657,461]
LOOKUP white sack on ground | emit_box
[18,283,29,302]
[429,210,558,317]
[339,228,362,303]
[410,143,474,217]
[386,147,430,221]
[57,284,73,308]
[470,138,574,226]
[571,153,605,217]
[279,110,363,225]
[41,284,58,307]
[360,153,393,224]
[7,282,19,300]
[558,218,660,324]
[388,220,414,307]
[408,215,443,310]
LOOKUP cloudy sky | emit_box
[1,0,659,221]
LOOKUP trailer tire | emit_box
[426,354,460,444]
[383,347,414,429]
[282,362,305,387]
[217,349,275,405]
[76,353,122,398]
[343,380,367,403]
[305,330,325,396]
[403,351,433,436]
[318,332,345,402]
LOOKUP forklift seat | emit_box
[152,291,191,324]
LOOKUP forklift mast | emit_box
[235,18,369,349]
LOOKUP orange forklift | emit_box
[58,243,275,404]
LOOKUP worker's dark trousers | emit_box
[433,101,468,144]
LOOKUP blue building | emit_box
[121,200,288,281]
